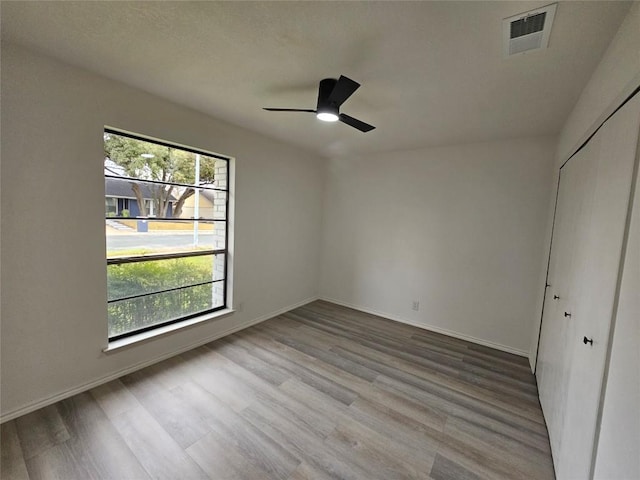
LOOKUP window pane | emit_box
[103,178,226,220]
[107,254,225,302]
[108,280,225,337]
[180,189,227,220]
[104,132,227,191]
[106,219,226,257]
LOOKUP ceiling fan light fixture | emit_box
[317,111,339,122]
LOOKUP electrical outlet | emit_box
[412,301,419,311]
[237,301,244,313]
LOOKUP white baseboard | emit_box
[0,295,319,424]
[319,296,529,358]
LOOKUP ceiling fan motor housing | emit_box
[317,78,339,115]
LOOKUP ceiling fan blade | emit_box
[327,76,360,107]
[263,108,316,113]
[339,113,375,132]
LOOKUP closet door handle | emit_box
[564,312,572,318]
[583,336,593,346]
[553,295,560,300]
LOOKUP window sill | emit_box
[103,308,234,353]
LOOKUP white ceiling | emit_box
[1,1,631,158]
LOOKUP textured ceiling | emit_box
[1,1,631,158]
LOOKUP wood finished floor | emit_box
[1,301,555,480]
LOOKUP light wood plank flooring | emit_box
[1,301,555,480]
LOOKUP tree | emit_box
[104,133,216,217]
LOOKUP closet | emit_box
[536,92,640,479]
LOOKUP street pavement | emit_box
[107,232,216,251]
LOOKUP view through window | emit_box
[104,129,229,340]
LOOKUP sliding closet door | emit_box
[536,151,581,452]
[556,94,640,480]
[537,93,640,480]
[537,131,600,457]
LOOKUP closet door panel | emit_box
[537,134,599,458]
[536,168,572,446]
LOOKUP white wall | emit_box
[0,43,325,420]
[320,137,556,354]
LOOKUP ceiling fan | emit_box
[263,75,375,132]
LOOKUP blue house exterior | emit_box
[105,176,176,217]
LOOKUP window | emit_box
[104,129,230,341]
[144,199,157,217]
[105,197,117,216]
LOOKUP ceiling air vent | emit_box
[503,3,557,57]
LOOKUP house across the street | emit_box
[104,175,177,217]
